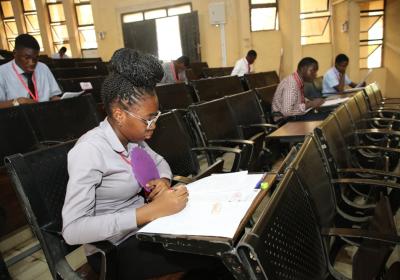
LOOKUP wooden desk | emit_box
[267,120,323,141]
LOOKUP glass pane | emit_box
[168,4,191,16]
[7,39,15,50]
[302,22,330,45]
[144,9,167,20]
[301,16,329,36]
[51,23,69,42]
[251,0,276,4]
[4,19,18,38]
[300,0,328,13]
[360,15,381,32]
[46,0,60,3]
[75,4,94,25]
[24,13,40,33]
[74,0,91,3]
[251,7,277,31]
[54,43,71,57]
[23,0,36,12]
[1,1,14,18]
[123,12,143,23]
[78,26,97,49]
[360,15,383,41]
[360,43,382,68]
[359,0,384,11]
[48,3,65,22]
[32,33,44,51]
[156,16,182,61]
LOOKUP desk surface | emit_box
[267,120,323,139]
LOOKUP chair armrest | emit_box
[90,240,117,280]
[192,146,242,172]
[172,175,193,185]
[208,139,254,146]
[40,140,64,146]
[337,167,400,179]
[332,178,400,189]
[238,123,278,132]
[321,228,400,245]
[356,117,400,124]
[193,159,224,181]
[349,145,400,154]
[354,128,400,137]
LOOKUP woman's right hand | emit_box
[136,185,188,225]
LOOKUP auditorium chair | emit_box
[191,76,243,102]
[189,97,267,171]
[254,84,278,124]
[235,167,400,280]
[6,141,116,280]
[22,94,101,143]
[202,67,234,78]
[146,109,242,179]
[155,83,194,111]
[57,76,106,103]
[243,71,280,90]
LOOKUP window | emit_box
[300,0,331,45]
[122,4,191,23]
[122,4,192,61]
[21,0,43,51]
[74,1,97,49]
[359,0,384,68]
[249,0,278,32]
[0,0,17,50]
[46,0,70,55]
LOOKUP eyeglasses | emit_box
[123,110,161,129]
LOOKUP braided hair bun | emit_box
[101,48,164,114]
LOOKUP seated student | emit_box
[62,48,231,280]
[160,55,190,84]
[0,34,61,109]
[272,57,326,122]
[322,53,365,94]
[231,50,257,77]
[51,46,69,59]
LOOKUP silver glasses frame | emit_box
[123,110,161,129]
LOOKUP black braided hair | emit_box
[101,48,164,116]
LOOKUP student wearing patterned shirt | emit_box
[272,57,325,122]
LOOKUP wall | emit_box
[383,0,400,97]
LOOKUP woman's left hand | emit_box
[145,178,171,201]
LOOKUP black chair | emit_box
[243,71,280,90]
[254,84,278,124]
[188,62,208,80]
[155,83,194,111]
[52,67,103,79]
[189,97,265,171]
[57,76,106,103]
[146,109,242,179]
[22,94,101,142]
[202,67,234,78]
[5,141,116,280]
[236,168,400,280]
[191,76,243,102]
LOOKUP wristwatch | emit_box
[12,99,20,106]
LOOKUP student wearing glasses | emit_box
[62,48,231,280]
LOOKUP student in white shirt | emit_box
[231,50,257,77]
[322,54,365,94]
[51,46,69,59]
[0,34,61,109]
[62,48,230,280]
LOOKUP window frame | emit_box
[300,0,331,45]
[46,0,70,53]
[74,1,97,50]
[248,0,279,32]
[359,0,385,69]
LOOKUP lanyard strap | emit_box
[12,63,38,102]
[169,63,179,82]
[293,72,305,103]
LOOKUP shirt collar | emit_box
[12,60,25,74]
[102,117,142,156]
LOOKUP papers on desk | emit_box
[357,69,372,87]
[61,91,84,100]
[321,97,350,107]
[138,171,262,238]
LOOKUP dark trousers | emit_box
[87,235,233,280]
[286,110,330,122]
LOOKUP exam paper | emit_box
[61,91,84,100]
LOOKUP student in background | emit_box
[160,55,190,84]
[52,46,69,59]
[231,50,257,77]
[0,34,61,109]
[272,57,326,122]
[62,48,231,280]
[322,53,365,94]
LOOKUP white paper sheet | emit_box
[321,97,350,107]
[61,91,84,100]
[138,172,263,238]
